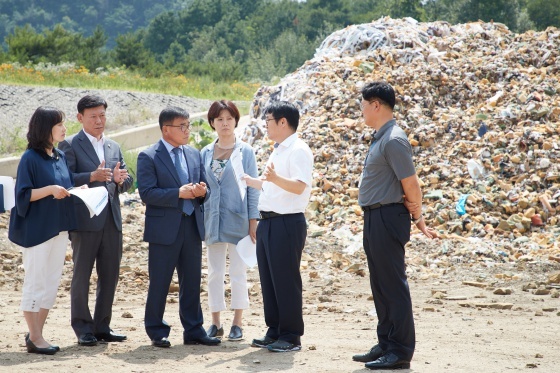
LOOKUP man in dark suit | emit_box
[137,106,220,348]
[59,95,133,346]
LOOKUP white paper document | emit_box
[230,148,247,201]
[236,235,257,268]
[69,186,108,218]
[0,176,15,210]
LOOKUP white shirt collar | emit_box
[83,130,104,144]
[276,132,298,149]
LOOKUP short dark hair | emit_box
[159,106,190,130]
[77,95,108,114]
[207,100,240,130]
[27,106,66,151]
[263,101,300,131]
[361,81,395,109]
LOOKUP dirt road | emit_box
[0,201,559,373]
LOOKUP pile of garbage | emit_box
[242,17,560,263]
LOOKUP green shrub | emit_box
[189,119,216,150]
[123,148,140,193]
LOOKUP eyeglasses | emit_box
[358,99,381,110]
[264,117,283,125]
[165,123,192,132]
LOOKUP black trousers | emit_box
[70,208,122,337]
[144,214,205,341]
[363,203,415,361]
[256,213,307,345]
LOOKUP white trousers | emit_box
[20,232,68,312]
[207,242,249,312]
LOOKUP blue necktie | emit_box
[172,147,194,216]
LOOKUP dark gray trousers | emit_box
[70,208,122,337]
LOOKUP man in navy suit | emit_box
[59,95,133,346]
[137,106,220,348]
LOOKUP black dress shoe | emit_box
[78,333,98,346]
[26,338,57,355]
[152,337,171,348]
[365,352,410,370]
[353,344,384,362]
[26,333,59,351]
[183,335,221,346]
[95,330,127,342]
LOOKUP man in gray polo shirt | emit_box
[352,81,436,370]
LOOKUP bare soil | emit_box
[0,199,559,373]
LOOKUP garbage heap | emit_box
[241,17,560,263]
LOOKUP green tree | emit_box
[81,26,108,69]
[456,0,520,30]
[390,0,426,21]
[527,0,560,29]
[424,0,464,24]
[114,30,161,73]
[247,29,314,82]
[346,0,391,24]
[5,23,108,69]
[143,11,181,55]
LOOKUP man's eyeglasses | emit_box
[358,99,381,110]
[264,117,283,125]
[165,124,192,132]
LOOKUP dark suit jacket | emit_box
[9,148,76,247]
[137,140,208,245]
[58,130,133,232]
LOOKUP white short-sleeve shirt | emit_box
[258,133,313,214]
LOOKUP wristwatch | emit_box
[412,215,423,224]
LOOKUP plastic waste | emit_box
[478,123,488,137]
[467,159,485,180]
[456,194,470,216]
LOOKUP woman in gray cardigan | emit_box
[201,100,260,341]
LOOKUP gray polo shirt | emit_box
[358,119,416,207]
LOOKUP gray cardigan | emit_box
[200,139,260,245]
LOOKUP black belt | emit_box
[258,211,283,220]
[361,202,402,211]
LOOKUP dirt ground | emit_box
[1,200,559,373]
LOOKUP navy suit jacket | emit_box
[59,130,133,232]
[137,140,209,245]
[9,148,76,247]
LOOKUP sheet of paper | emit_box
[69,186,108,218]
[0,176,15,211]
[230,148,247,201]
[236,235,257,268]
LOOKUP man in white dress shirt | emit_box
[243,101,313,353]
